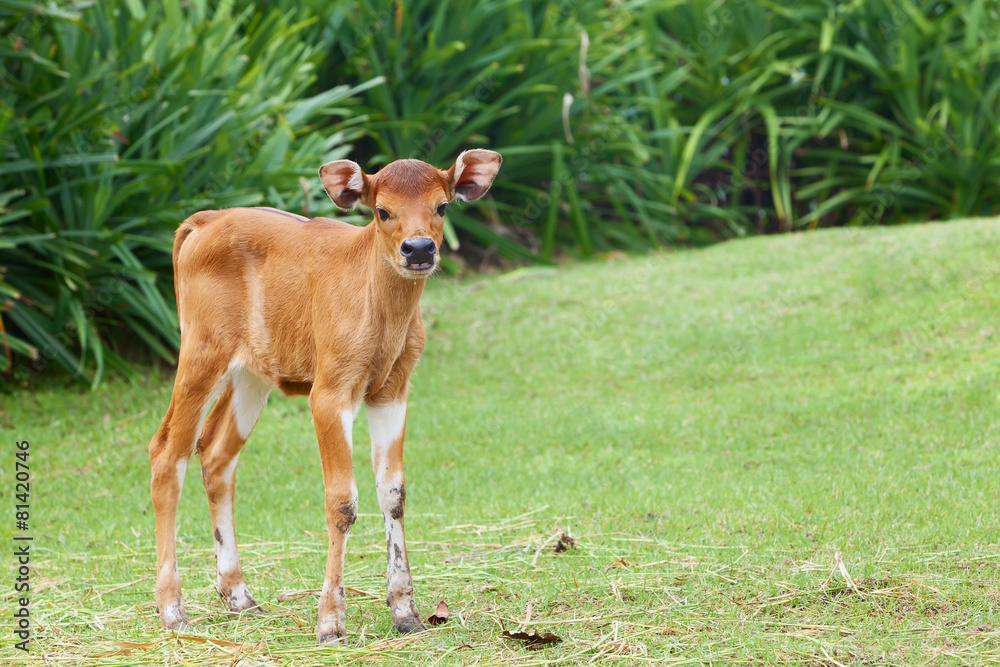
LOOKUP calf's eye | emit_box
[376,207,390,221]
[436,203,447,217]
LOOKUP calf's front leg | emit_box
[367,400,425,633]
[311,387,360,644]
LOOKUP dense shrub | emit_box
[635,0,1000,234]
[308,0,1000,246]
[0,1,377,385]
[307,0,683,256]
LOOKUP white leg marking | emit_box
[367,402,413,617]
[230,363,272,440]
[340,405,360,451]
[212,454,256,609]
[368,401,407,487]
[215,455,241,576]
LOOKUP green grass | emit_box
[3,219,1000,665]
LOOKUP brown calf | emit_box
[148,150,502,643]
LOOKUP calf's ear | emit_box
[319,160,369,210]
[448,149,502,202]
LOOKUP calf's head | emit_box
[319,150,503,278]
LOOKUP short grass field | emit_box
[3,219,1000,665]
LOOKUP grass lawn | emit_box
[3,218,1000,665]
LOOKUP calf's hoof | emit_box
[158,601,190,631]
[317,616,348,645]
[221,587,265,615]
[318,631,348,645]
[393,615,427,634]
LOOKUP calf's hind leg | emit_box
[196,367,271,613]
[149,358,227,630]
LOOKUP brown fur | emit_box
[148,150,502,643]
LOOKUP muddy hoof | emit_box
[220,585,265,614]
[318,632,348,645]
[393,615,427,634]
[227,594,266,615]
[166,618,190,632]
[159,602,190,631]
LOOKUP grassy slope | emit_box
[3,219,1000,665]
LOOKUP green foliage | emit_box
[293,0,1000,253]
[308,0,679,257]
[0,1,377,386]
[636,0,1000,234]
[308,0,616,260]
